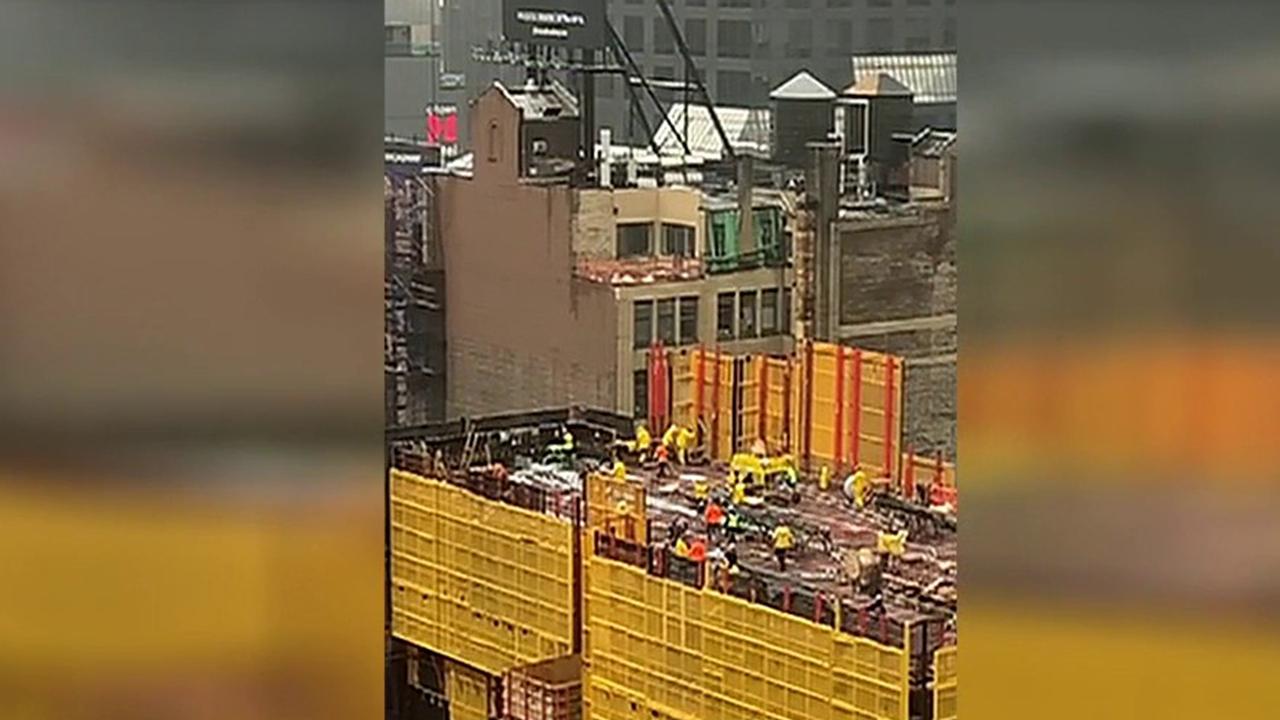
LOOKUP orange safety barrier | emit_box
[671,341,907,481]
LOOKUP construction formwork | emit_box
[388,407,956,720]
[666,341,906,481]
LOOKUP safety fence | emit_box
[932,645,957,720]
[586,472,648,545]
[661,341,906,481]
[390,470,577,676]
[584,550,912,720]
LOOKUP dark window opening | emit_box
[678,296,699,344]
[618,223,653,257]
[717,292,735,340]
[634,300,654,349]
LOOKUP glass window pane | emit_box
[618,223,652,257]
[633,369,648,419]
[717,292,735,340]
[761,289,779,335]
[662,223,694,257]
[739,290,757,338]
[634,300,654,349]
[657,298,676,343]
[679,296,699,344]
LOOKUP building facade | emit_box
[599,0,958,141]
[439,82,795,420]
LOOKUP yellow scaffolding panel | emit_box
[390,470,576,676]
[586,472,648,545]
[932,645,957,720]
[584,554,909,720]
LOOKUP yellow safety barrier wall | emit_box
[932,645,957,720]
[671,341,904,480]
[585,554,910,720]
[586,472,648,544]
[390,470,576,676]
[445,659,492,720]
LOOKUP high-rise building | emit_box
[598,0,957,142]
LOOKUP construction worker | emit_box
[655,443,672,478]
[819,466,831,491]
[693,477,710,505]
[676,425,697,465]
[688,537,707,563]
[662,423,681,454]
[731,477,747,505]
[705,500,726,537]
[634,423,652,462]
[673,534,691,559]
[844,466,870,508]
[771,523,796,572]
[611,453,628,480]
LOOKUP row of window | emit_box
[618,222,696,258]
[620,15,954,59]
[632,287,790,350]
[716,288,789,340]
[634,296,700,348]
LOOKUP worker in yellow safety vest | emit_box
[662,423,680,453]
[612,454,628,480]
[673,534,691,559]
[771,523,796,572]
[634,424,652,462]
[844,466,870,508]
[731,478,746,505]
[676,426,697,465]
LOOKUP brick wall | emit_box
[835,204,956,457]
[440,89,618,418]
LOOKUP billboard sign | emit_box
[385,140,441,176]
[502,0,607,48]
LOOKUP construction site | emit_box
[385,2,957,718]
[387,339,957,720]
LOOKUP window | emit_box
[718,0,752,7]
[786,0,811,6]
[598,75,615,99]
[717,20,751,58]
[634,300,654,349]
[679,296,699,344]
[786,19,813,58]
[827,20,853,58]
[686,19,707,56]
[761,289,779,335]
[869,0,892,6]
[738,290,757,338]
[654,18,675,54]
[656,298,676,344]
[717,292,735,340]
[904,18,931,50]
[944,17,957,48]
[624,16,645,53]
[710,218,728,257]
[662,223,695,256]
[782,289,792,334]
[907,0,931,5]
[752,21,772,58]
[717,70,753,106]
[654,65,676,81]
[487,121,500,162]
[866,17,894,51]
[687,0,706,6]
[633,369,648,419]
[618,223,652,257]
[827,0,853,6]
